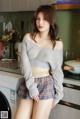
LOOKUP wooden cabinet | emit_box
[50,104,80,119]
[49,78,80,119]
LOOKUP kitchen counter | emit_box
[0,59,80,86]
[0,66,21,74]
[0,70,21,78]
[0,60,21,74]
[64,77,80,86]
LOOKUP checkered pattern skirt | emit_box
[25,75,55,100]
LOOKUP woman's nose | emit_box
[39,19,43,25]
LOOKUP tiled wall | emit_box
[56,10,80,59]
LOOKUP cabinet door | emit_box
[49,82,80,119]
[63,86,80,105]
[49,104,80,119]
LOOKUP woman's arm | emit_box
[21,34,39,98]
[52,41,64,104]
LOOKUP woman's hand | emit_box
[33,95,39,102]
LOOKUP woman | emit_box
[15,5,64,119]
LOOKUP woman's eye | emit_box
[36,18,40,21]
[36,18,45,21]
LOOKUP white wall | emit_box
[0,0,56,11]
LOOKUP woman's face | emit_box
[36,12,50,33]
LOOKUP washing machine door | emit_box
[0,91,11,119]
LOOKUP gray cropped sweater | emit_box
[21,34,64,103]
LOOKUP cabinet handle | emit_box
[63,83,80,90]
[59,100,80,110]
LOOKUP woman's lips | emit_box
[38,26,43,29]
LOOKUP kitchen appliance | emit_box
[64,59,80,80]
[64,60,80,74]
[64,70,80,80]
[0,71,21,119]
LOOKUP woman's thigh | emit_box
[15,99,33,119]
[32,99,53,119]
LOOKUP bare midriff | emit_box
[32,67,49,77]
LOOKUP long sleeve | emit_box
[20,36,39,98]
[52,41,64,104]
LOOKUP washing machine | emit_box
[0,71,21,119]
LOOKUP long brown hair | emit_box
[31,5,58,48]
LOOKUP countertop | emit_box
[64,77,80,86]
[0,60,80,86]
[0,60,21,74]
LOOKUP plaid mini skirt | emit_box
[17,75,55,100]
